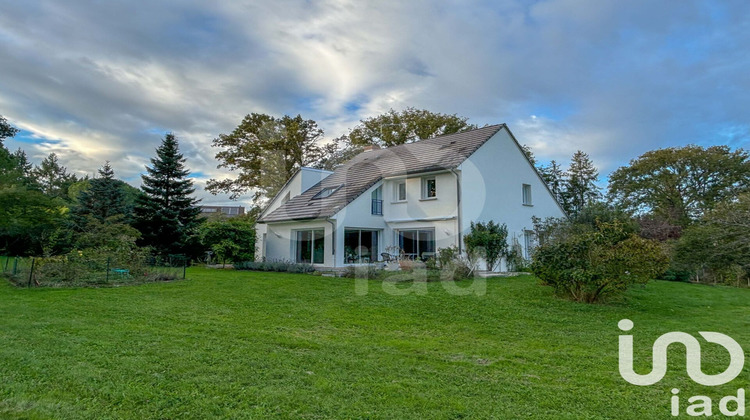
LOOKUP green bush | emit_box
[531,221,669,303]
[464,221,508,271]
[342,265,380,279]
[234,260,315,273]
[437,246,459,268]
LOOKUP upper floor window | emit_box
[312,185,342,199]
[395,181,406,201]
[422,177,436,199]
[522,184,532,205]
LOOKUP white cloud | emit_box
[0,0,748,205]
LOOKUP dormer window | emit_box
[312,185,342,199]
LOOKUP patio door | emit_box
[344,229,379,263]
[397,229,435,260]
[296,229,324,264]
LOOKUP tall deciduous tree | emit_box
[0,115,18,145]
[134,133,202,257]
[207,113,325,201]
[0,117,65,255]
[674,193,750,285]
[564,150,601,215]
[608,145,750,226]
[313,136,364,171]
[0,116,25,187]
[347,107,477,148]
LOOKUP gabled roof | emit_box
[259,124,505,223]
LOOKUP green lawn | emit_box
[1,268,749,419]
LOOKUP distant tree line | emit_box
[4,107,749,289]
[0,116,254,263]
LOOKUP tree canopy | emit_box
[207,113,325,202]
[0,115,19,145]
[347,107,477,148]
[608,145,750,226]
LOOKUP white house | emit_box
[255,124,566,271]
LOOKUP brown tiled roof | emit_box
[260,124,505,223]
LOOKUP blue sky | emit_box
[1,0,749,206]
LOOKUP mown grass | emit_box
[1,267,749,419]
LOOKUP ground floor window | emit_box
[524,230,534,258]
[344,229,379,263]
[398,229,435,261]
[296,229,324,264]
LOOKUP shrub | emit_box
[464,221,509,271]
[234,260,315,274]
[659,268,692,283]
[531,221,669,303]
[342,265,380,279]
[505,237,528,272]
[437,246,459,268]
[439,258,474,281]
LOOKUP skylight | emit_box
[312,185,342,199]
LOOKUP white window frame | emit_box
[421,177,437,200]
[395,181,407,202]
[522,184,532,206]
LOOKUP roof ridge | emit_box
[259,123,506,223]
[383,123,505,149]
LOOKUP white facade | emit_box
[256,126,565,271]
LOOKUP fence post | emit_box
[13,257,18,276]
[183,259,187,279]
[3,256,8,273]
[106,257,110,282]
[28,258,35,287]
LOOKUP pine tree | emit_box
[134,133,202,257]
[32,153,77,200]
[564,150,601,215]
[538,160,566,209]
[73,162,129,225]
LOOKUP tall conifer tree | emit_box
[73,162,128,225]
[564,150,601,215]
[134,133,201,257]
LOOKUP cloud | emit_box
[0,0,748,204]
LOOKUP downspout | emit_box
[326,218,337,267]
[449,169,462,254]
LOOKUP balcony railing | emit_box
[371,199,383,215]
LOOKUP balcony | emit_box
[371,199,383,215]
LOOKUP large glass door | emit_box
[296,229,324,264]
[344,229,379,263]
[397,229,435,260]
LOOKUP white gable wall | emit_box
[261,167,333,219]
[458,128,565,269]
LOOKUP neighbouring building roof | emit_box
[259,124,505,223]
[199,205,245,218]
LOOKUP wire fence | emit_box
[1,254,187,288]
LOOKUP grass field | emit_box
[1,267,749,419]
